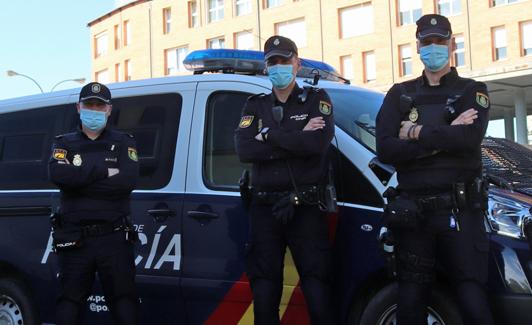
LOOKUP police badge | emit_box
[409,107,419,123]
[73,154,82,166]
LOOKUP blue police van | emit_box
[0,49,531,325]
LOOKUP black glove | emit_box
[272,195,295,224]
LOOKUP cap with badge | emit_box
[79,82,112,104]
[416,14,452,40]
[264,36,298,61]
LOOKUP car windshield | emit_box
[325,87,384,153]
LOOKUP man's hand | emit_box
[303,117,325,131]
[451,108,478,126]
[108,168,120,177]
[399,121,417,140]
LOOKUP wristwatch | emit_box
[260,127,270,141]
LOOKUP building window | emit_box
[235,31,254,50]
[236,0,252,15]
[398,0,422,26]
[124,59,132,81]
[521,21,532,56]
[275,18,307,48]
[492,0,523,6]
[208,0,224,23]
[94,32,108,58]
[492,26,507,61]
[115,63,122,82]
[208,36,225,49]
[188,1,199,28]
[123,20,131,46]
[437,0,461,16]
[95,69,109,83]
[399,44,412,76]
[363,51,376,82]
[340,55,353,81]
[265,0,282,8]
[339,2,373,39]
[454,34,465,67]
[163,7,171,34]
[165,47,189,75]
[114,24,121,49]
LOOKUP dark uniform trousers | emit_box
[246,201,334,325]
[56,230,138,325]
[394,203,492,325]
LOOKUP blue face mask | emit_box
[267,64,295,89]
[80,108,107,131]
[419,44,449,72]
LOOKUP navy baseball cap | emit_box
[416,14,452,40]
[264,36,298,60]
[79,82,111,104]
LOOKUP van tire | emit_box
[358,282,463,325]
[0,278,40,325]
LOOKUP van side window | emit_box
[0,105,67,190]
[331,146,383,208]
[204,91,251,190]
[108,93,182,190]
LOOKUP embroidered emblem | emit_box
[476,92,489,108]
[409,107,419,122]
[319,101,331,115]
[431,18,437,25]
[239,115,254,128]
[91,84,101,93]
[73,154,82,166]
[53,149,67,161]
[128,147,138,162]
[274,38,280,46]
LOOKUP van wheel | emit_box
[358,283,463,325]
[0,278,39,325]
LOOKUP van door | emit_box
[84,85,195,324]
[181,81,270,324]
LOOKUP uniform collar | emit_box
[271,83,302,105]
[77,124,110,140]
[419,67,458,87]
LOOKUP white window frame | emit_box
[208,37,225,49]
[95,32,108,58]
[398,0,422,26]
[124,20,131,46]
[521,21,532,56]
[340,55,353,81]
[163,7,172,34]
[454,35,465,67]
[95,69,109,84]
[363,51,376,82]
[437,0,461,16]
[265,0,282,9]
[400,44,412,76]
[236,0,252,16]
[339,2,374,39]
[275,18,307,48]
[235,31,254,50]
[208,0,224,23]
[493,26,507,61]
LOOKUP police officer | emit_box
[48,82,139,325]
[376,15,493,325]
[235,36,334,325]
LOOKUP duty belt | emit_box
[253,185,321,205]
[416,193,455,212]
[80,218,126,237]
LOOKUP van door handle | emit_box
[187,211,219,224]
[0,206,52,217]
[147,209,175,222]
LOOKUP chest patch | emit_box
[128,147,138,162]
[290,114,309,121]
[319,101,331,115]
[239,115,254,128]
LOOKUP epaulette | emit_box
[56,131,78,141]
[298,86,320,104]
[248,93,267,101]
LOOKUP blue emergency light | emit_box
[183,49,343,82]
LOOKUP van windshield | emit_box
[325,87,384,153]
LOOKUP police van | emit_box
[0,49,531,325]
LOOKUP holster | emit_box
[52,227,83,252]
[382,187,423,229]
[239,170,252,211]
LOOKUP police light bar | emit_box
[183,49,342,82]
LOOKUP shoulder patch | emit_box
[53,148,67,161]
[128,147,138,162]
[476,92,489,108]
[239,115,254,128]
[319,100,332,115]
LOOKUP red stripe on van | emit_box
[204,274,253,325]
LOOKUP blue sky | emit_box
[0,1,506,137]
[0,1,115,99]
